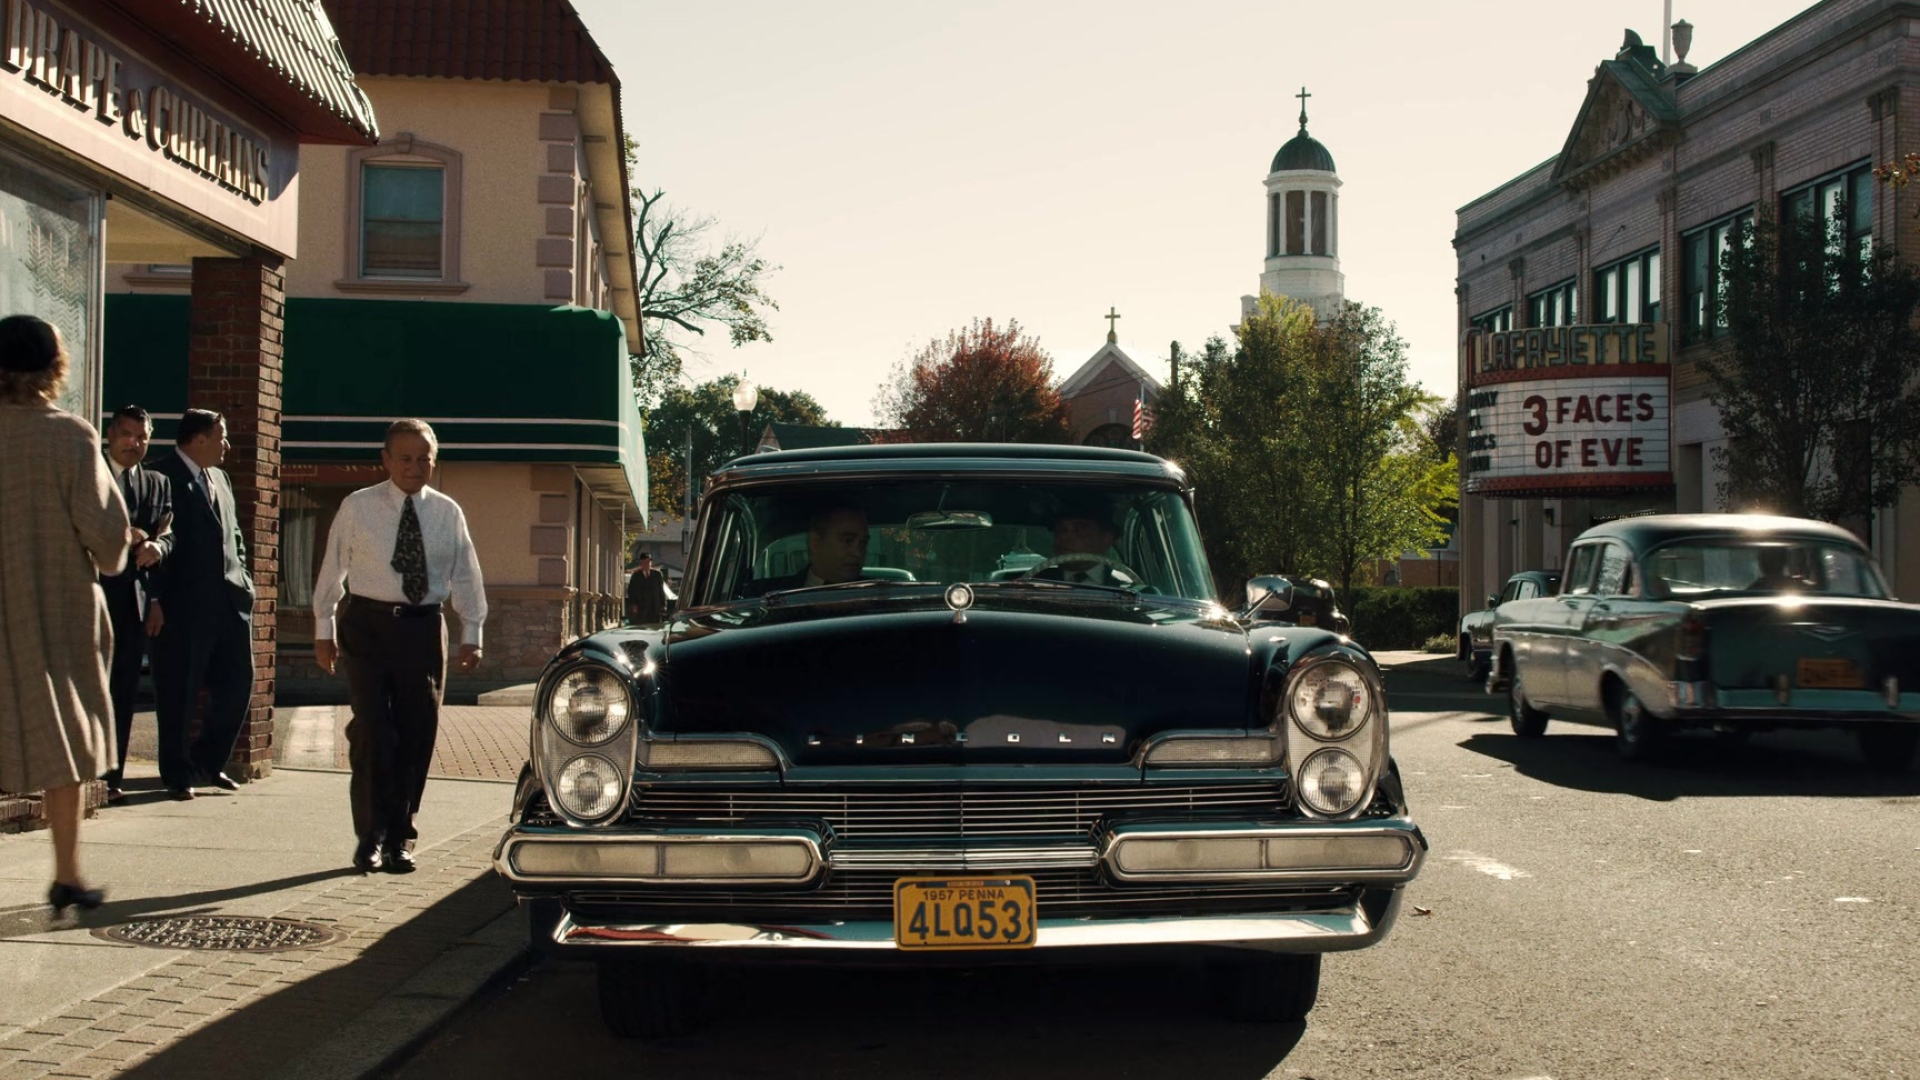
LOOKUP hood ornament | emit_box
[945,582,975,624]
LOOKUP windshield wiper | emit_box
[761,579,926,606]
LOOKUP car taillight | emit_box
[1677,615,1708,662]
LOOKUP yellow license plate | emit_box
[1296,612,1317,627]
[1797,657,1864,689]
[893,877,1036,951]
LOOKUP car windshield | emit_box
[691,479,1215,606]
[1643,539,1888,599]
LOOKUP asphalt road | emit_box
[387,655,1920,1080]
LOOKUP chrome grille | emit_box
[569,867,1353,920]
[627,783,1291,844]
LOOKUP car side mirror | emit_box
[1488,593,1500,609]
[1243,575,1294,619]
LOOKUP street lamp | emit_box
[732,378,759,456]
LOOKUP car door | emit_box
[1565,543,1633,714]
[1531,544,1601,706]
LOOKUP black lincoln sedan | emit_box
[493,444,1425,1037]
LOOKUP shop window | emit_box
[1680,209,1753,345]
[1469,305,1512,334]
[1594,246,1660,325]
[340,135,466,292]
[0,148,99,418]
[1527,279,1577,328]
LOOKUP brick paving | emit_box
[0,818,513,1080]
[429,707,530,782]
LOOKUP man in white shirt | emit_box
[312,419,486,874]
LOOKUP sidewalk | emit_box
[0,706,532,1080]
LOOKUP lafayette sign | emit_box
[0,0,297,254]
[1462,324,1673,497]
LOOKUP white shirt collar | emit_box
[385,479,433,506]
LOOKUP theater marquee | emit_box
[1461,323,1673,497]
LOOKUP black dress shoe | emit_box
[49,881,105,914]
[352,838,384,873]
[381,848,417,874]
[104,787,127,806]
[207,772,239,791]
[167,787,196,801]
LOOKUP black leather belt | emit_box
[347,595,442,618]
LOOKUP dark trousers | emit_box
[101,582,144,787]
[150,607,254,789]
[340,600,447,850]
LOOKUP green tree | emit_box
[644,375,831,517]
[875,318,1072,443]
[1147,295,1455,602]
[1308,303,1456,598]
[1703,203,1920,522]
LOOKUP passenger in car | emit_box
[1747,547,1812,593]
[741,504,870,596]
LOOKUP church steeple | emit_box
[1244,87,1346,323]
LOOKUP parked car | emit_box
[1459,571,1561,681]
[1486,514,1920,767]
[494,444,1426,1037]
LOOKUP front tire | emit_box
[597,958,702,1039]
[1212,952,1321,1023]
[1509,674,1549,737]
[1858,726,1920,773]
[1613,685,1666,762]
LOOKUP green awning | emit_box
[104,296,646,521]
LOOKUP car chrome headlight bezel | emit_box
[535,658,644,827]
[1281,653,1388,821]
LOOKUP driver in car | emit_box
[742,504,870,596]
[1028,500,1138,587]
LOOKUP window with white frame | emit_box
[1594,246,1660,325]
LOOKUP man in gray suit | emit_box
[146,409,254,800]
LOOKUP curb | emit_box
[270,906,532,1080]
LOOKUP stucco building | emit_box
[1454,1,1920,615]
[105,0,644,685]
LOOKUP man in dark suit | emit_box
[147,408,255,800]
[625,553,671,623]
[740,505,868,597]
[98,405,173,804]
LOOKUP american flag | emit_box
[1132,395,1155,441]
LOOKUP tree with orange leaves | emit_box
[875,318,1073,443]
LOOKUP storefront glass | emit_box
[0,148,100,420]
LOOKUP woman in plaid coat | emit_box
[0,315,129,913]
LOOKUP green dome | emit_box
[1271,131,1335,174]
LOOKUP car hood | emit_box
[654,598,1256,765]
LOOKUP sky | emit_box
[573,0,1821,427]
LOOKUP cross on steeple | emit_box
[1104,306,1122,344]
[1296,86,1311,133]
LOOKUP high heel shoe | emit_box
[48,881,104,914]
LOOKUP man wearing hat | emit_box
[625,553,670,624]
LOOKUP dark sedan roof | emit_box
[1578,513,1866,551]
[709,443,1188,487]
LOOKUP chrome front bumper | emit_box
[543,894,1404,954]
[494,816,1424,956]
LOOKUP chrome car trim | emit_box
[496,827,826,886]
[548,898,1402,953]
[1098,820,1425,883]
[1132,729,1283,768]
[640,731,791,772]
[827,846,1101,872]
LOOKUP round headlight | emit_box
[1297,748,1367,816]
[555,755,624,819]
[549,664,632,745]
[1289,661,1373,741]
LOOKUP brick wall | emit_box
[190,255,286,779]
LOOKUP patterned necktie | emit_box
[392,495,428,604]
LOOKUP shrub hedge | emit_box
[1345,587,1461,651]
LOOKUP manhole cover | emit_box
[93,916,344,953]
